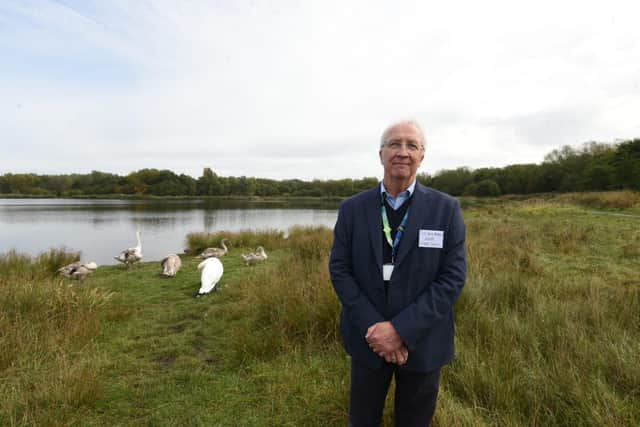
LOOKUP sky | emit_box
[2,0,640,181]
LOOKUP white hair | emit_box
[379,120,426,151]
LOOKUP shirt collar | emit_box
[380,180,416,198]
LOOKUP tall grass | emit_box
[224,226,339,363]
[186,229,286,254]
[185,207,640,425]
[0,249,113,425]
[555,190,640,210]
[0,247,79,279]
[187,226,340,363]
[443,201,640,426]
[621,230,640,259]
[1,196,639,426]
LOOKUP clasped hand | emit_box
[365,321,408,365]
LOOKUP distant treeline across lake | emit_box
[1,139,639,198]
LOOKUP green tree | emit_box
[430,167,473,196]
[610,139,640,190]
[1,173,41,194]
[197,168,223,195]
[464,179,501,197]
[41,175,72,196]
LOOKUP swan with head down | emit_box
[241,246,268,266]
[58,261,98,280]
[160,254,182,277]
[196,257,224,297]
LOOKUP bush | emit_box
[464,179,501,197]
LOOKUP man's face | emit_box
[379,122,425,182]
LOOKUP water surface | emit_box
[0,198,339,265]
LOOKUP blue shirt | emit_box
[380,181,416,210]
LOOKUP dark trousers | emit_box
[349,358,441,427]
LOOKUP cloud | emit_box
[1,0,640,180]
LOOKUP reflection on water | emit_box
[0,198,340,265]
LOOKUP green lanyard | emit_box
[381,199,411,264]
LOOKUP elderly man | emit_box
[329,120,467,426]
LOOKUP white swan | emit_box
[241,246,268,266]
[114,231,143,267]
[160,254,182,277]
[196,257,223,297]
[198,238,230,259]
[58,261,98,280]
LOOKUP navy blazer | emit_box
[329,183,467,372]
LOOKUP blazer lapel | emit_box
[365,186,383,273]
[394,183,429,267]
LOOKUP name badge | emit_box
[419,229,444,248]
[382,263,394,281]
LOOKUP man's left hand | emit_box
[365,321,404,354]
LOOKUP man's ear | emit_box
[379,150,384,164]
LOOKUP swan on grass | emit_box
[160,254,182,277]
[196,257,223,297]
[58,261,98,280]
[241,246,268,266]
[114,231,143,268]
[197,238,230,259]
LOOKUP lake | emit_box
[0,198,340,265]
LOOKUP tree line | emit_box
[1,139,638,198]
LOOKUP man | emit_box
[329,120,467,426]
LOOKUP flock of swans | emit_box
[57,231,269,297]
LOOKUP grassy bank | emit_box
[1,194,639,426]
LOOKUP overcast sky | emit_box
[2,0,639,181]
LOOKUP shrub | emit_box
[464,179,501,197]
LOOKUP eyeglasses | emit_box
[383,139,423,153]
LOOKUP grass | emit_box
[1,192,639,426]
[554,190,640,211]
